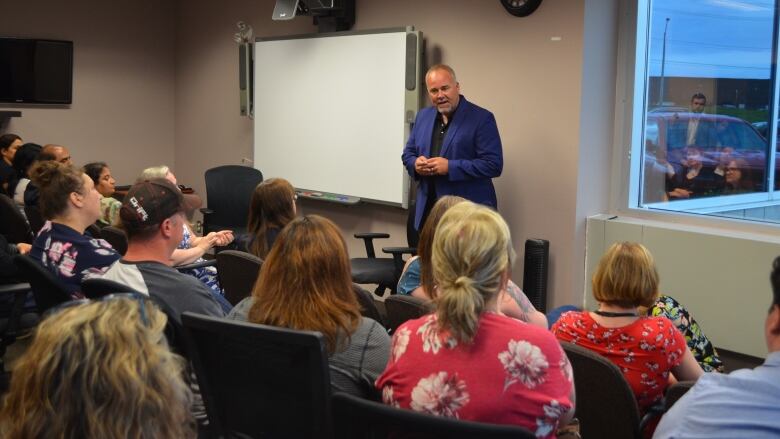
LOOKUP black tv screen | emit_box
[0,38,73,104]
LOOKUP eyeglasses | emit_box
[44,292,151,326]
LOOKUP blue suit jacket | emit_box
[402,96,503,229]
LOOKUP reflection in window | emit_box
[637,0,780,223]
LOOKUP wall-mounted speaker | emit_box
[522,238,549,313]
[238,43,253,117]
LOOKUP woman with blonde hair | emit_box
[378,202,573,437]
[397,195,547,327]
[552,242,703,415]
[237,177,297,259]
[0,295,194,438]
[229,215,390,397]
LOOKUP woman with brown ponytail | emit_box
[377,202,574,438]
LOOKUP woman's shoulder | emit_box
[227,296,255,321]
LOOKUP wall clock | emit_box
[500,0,543,17]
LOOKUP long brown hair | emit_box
[246,178,296,258]
[247,215,360,353]
[29,160,86,219]
[418,196,467,297]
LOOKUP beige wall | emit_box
[2,0,616,309]
[0,0,177,184]
[175,0,607,308]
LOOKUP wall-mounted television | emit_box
[0,38,73,104]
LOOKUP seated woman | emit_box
[236,178,296,259]
[28,161,120,297]
[0,133,22,196]
[9,142,42,217]
[229,215,390,397]
[668,146,719,199]
[139,166,233,309]
[552,242,703,414]
[0,295,194,438]
[398,196,548,328]
[378,202,574,438]
[721,158,754,195]
[84,161,122,226]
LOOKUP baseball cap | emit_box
[120,179,186,229]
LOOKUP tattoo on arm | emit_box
[506,281,534,322]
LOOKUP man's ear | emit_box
[769,304,780,335]
[159,218,173,239]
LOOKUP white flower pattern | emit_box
[498,339,549,390]
[417,316,457,354]
[410,372,470,418]
[535,399,566,437]
[392,327,411,361]
[382,386,400,408]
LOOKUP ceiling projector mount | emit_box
[272,0,355,32]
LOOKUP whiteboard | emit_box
[253,28,420,206]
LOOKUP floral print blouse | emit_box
[551,311,687,413]
[30,221,120,297]
[377,313,573,438]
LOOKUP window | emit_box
[630,0,780,223]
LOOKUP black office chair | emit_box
[351,233,416,296]
[81,278,140,299]
[352,283,385,327]
[561,342,642,439]
[23,205,45,236]
[200,165,263,236]
[0,194,33,244]
[101,226,128,256]
[13,255,72,314]
[181,312,332,439]
[215,250,262,306]
[85,223,102,239]
[0,282,38,374]
[332,392,536,439]
[384,293,431,333]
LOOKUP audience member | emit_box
[552,242,703,415]
[378,202,574,438]
[721,158,754,195]
[139,165,232,305]
[0,133,22,195]
[229,215,390,397]
[28,161,119,297]
[23,144,72,210]
[101,178,225,324]
[237,177,297,259]
[84,161,122,226]
[9,142,41,216]
[397,195,547,327]
[653,256,780,438]
[668,146,719,199]
[0,295,194,438]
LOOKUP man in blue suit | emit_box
[402,64,503,231]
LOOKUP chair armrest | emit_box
[382,247,417,278]
[353,233,390,258]
[199,208,214,216]
[176,259,217,272]
[0,283,31,295]
[0,282,32,337]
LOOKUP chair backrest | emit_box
[352,284,385,326]
[332,392,536,439]
[101,226,128,256]
[203,165,263,232]
[384,294,431,333]
[85,223,102,239]
[0,194,33,244]
[81,278,140,299]
[13,255,72,313]
[561,341,641,439]
[23,204,45,236]
[215,250,262,306]
[181,312,332,439]
[664,380,695,410]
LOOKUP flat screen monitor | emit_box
[0,38,73,104]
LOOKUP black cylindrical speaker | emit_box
[522,239,549,313]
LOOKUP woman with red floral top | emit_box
[552,242,703,414]
[377,202,574,438]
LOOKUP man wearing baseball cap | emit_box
[101,178,225,323]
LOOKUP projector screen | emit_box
[253,28,420,206]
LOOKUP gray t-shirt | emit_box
[229,296,390,397]
[102,260,225,323]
